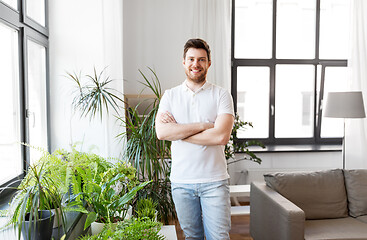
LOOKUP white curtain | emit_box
[101,0,124,158]
[49,0,124,158]
[188,0,232,90]
[345,0,367,168]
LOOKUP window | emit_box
[0,22,21,184]
[0,0,49,186]
[232,0,350,145]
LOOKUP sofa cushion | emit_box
[356,215,367,224]
[343,169,367,217]
[305,217,367,240]
[264,169,348,219]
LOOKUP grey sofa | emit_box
[250,169,367,240]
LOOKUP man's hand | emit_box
[159,111,177,123]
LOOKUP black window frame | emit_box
[231,0,345,146]
[0,0,49,190]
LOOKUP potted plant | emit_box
[135,198,158,221]
[117,68,175,224]
[54,146,113,200]
[65,160,151,235]
[225,113,265,165]
[109,217,164,240]
[3,161,63,240]
[30,146,71,229]
[67,66,124,121]
[68,66,175,224]
[77,217,165,240]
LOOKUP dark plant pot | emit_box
[22,210,55,240]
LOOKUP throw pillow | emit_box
[264,169,348,220]
[343,169,367,217]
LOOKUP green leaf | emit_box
[84,212,98,230]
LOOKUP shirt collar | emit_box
[182,80,212,93]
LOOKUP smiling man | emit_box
[155,38,234,240]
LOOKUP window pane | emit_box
[275,65,315,138]
[1,0,17,9]
[27,39,47,165]
[234,0,272,59]
[237,67,269,138]
[26,0,46,26]
[319,0,351,59]
[0,23,21,184]
[321,67,348,138]
[276,0,316,59]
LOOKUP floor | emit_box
[174,214,252,240]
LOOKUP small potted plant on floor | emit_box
[3,161,64,240]
[77,217,164,240]
[135,198,158,221]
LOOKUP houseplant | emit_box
[77,217,164,240]
[109,217,164,240]
[3,161,63,240]
[65,159,151,232]
[68,66,175,224]
[55,146,113,200]
[67,66,124,120]
[225,113,265,165]
[117,67,175,224]
[135,198,158,221]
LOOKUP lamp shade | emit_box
[323,91,366,118]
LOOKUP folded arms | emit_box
[155,111,234,146]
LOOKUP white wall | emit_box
[49,0,124,158]
[123,0,191,94]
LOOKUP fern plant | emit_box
[63,152,151,230]
[77,217,164,240]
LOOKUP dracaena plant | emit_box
[117,67,175,224]
[67,66,124,121]
[1,161,66,240]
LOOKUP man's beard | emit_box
[185,68,208,84]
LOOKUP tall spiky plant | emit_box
[67,66,124,121]
[1,161,66,240]
[117,67,175,224]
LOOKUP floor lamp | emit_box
[323,92,366,169]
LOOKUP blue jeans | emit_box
[172,179,231,240]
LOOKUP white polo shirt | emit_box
[158,80,234,183]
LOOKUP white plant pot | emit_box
[125,205,133,220]
[91,221,119,235]
[90,221,105,235]
[90,205,133,235]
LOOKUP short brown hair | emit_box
[183,38,211,62]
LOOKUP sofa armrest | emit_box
[250,182,305,240]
